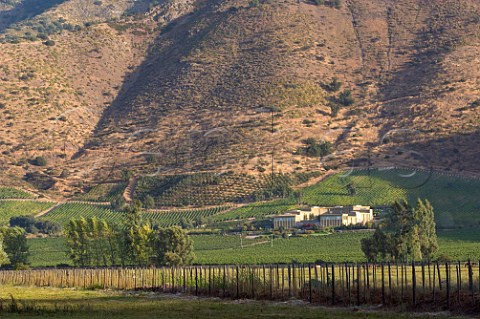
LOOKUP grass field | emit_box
[0,286,463,319]
[27,229,480,267]
[0,201,54,225]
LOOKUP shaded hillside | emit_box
[0,0,479,195]
[85,0,479,181]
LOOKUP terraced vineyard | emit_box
[134,172,319,207]
[0,187,35,199]
[72,183,126,202]
[0,201,54,224]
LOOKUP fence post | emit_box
[288,264,292,298]
[331,264,335,305]
[357,263,361,306]
[236,265,239,299]
[456,261,461,306]
[381,262,385,305]
[412,261,416,308]
[446,262,450,309]
[308,264,312,303]
[467,259,474,303]
[195,267,198,296]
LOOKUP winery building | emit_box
[271,205,373,229]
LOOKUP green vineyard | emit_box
[134,172,319,207]
[0,187,35,199]
[72,183,126,202]
[41,202,232,226]
[210,200,297,222]
[0,201,54,224]
[141,206,232,227]
[298,168,480,227]
[41,203,125,224]
[207,168,480,226]
[26,229,480,267]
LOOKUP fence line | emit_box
[1,261,479,311]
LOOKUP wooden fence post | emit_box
[308,264,312,303]
[412,262,416,308]
[331,264,335,305]
[446,262,450,309]
[381,263,386,305]
[467,259,474,303]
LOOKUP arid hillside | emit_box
[0,0,479,196]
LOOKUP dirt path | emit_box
[123,177,138,203]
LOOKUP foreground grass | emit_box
[0,286,469,319]
[28,229,480,267]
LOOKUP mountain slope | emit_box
[0,0,479,195]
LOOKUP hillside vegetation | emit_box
[0,0,477,197]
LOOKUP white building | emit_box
[272,205,373,229]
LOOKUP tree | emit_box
[0,233,10,267]
[300,138,333,158]
[361,199,438,262]
[179,218,194,229]
[121,207,153,266]
[416,199,438,261]
[152,226,194,266]
[65,217,121,267]
[144,195,155,209]
[0,227,29,268]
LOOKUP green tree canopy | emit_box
[361,199,438,262]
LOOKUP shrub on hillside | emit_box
[32,156,47,166]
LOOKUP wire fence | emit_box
[1,261,479,312]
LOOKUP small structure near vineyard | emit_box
[271,205,373,229]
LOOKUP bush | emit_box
[325,77,342,92]
[143,195,155,209]
[337,89,354,106]
[43,40,55,46]
[32,156,47,166]
[299,138,333,158]
[249,0,260,7]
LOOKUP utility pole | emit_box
[271,109,275,178]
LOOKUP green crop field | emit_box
[211,200,297,222]
[72,183,126,202]
[0,201,54,225]
[41,203,126,225]
[0,187,34,199]
[26,229,480,267]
